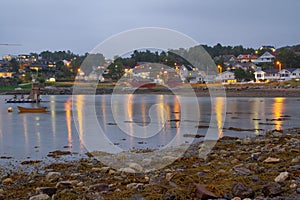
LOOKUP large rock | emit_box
[232,182,254,199]
[262,182,282,197]
[29,194,50,200]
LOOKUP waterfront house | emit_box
[254,69,279,82]
[278,69,293,81]
[215,71,236,83]
[291,68,300,79]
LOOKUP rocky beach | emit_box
[0,128,299,200]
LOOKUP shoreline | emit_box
[0,128,300,199]
[1,86,300,97]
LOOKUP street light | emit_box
[217,65,222,73]
[276,61,282,71]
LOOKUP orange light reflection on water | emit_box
[215,97,225,138]
[75,95,85,151]
[272,97,285,130]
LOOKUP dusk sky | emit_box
[1,0,299,57]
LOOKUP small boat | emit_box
[17,106,47,113]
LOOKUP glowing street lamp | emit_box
[276,61,282,71]
[217,65,222,73]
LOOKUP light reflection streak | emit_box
[126,94,134,137]
[50,96,56,144]
[215,97,225,138]
[65,98,73,149]
[76,95,85,151]
[251,99,261,134]
[22,115,29,155]
[272,98,285,130]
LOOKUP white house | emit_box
[179,65,203,83]
[291,68,300,79]
[253,52,275,64]
[215,71,236,83]
[278,69,292,81]
[254,69,279,82]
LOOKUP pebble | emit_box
[233,166,251,176]
[88,184,110,192]
[118,167,136,173]
[254,196,264,200]
[232,182,254,199]
[291,156,300,163]
[165,173,174,181]
[251,153,261,161]
[2,178,13,185]
[297,188,300,194]
[46,172,61,182]
[36,187,57,196]
[252,176,259,182]
[128,162,143,172]
[29,194,50,200]
[263,157,281,163]
[274,172,289,182]
[231,197,241,200]
[231,159,239,165]
[290,165,300,170]
[262,182,282,196]
[56,181,73,189]
[197,172,205,177]
[290,183,297,189]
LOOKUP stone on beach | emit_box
[232,182,254,199]
[274,172,289,182]
[46,172,61,182]
[263,157,281,163]
[29,194,50,200]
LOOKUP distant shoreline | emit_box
[1,86,300,97]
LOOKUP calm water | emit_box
[0,95,300,161]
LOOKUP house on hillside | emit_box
[179,65,203,83]
[215,71,236,83]
[236,54,258,63]
[229,62,258,71]
[253,52,275,64]
[254,69,279,82]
